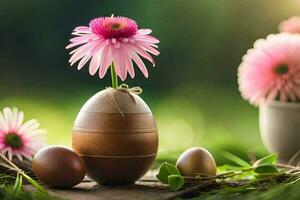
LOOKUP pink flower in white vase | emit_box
[238,33,300,106]
[279,16,300,34]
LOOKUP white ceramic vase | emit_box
[259,101,300,163]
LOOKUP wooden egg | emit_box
[72,88,158,185]
[32,146,86,188]
[176,147,216,177]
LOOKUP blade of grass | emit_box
[22,173,48,196]
[13,173,22,193]
[223,152,251,167]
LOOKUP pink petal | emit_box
[136,29,152,35]
[70,41,102,66]
[74,26,91,33]
[99,46,113,78]
[89,46,104,75]
[125,57,135,78]
[66,40,88,49]
[128,44,155,66]
[69,35,95,43]
[148,43,159,48]
[7,149,12,161]
[111,55,121,79]
[114,50,127,81]
[130,51,148,78]
[69,43,94,64]
[19,119,39,135]
[0,112,8,133]
[66,35,95,49]
[78,54,92,70]
[15,152,23,161]
[138,43,160,56]
[133,35,160,44]
[279,90,288,102]
[3,108,14,131]
[15,111,24,130]
[20,150,33,160]
[293,87,300,98]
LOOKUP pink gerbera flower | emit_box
[66,16,160,82]
[238,33,300,106]
[279,16,300,34]
[0,107,46,161]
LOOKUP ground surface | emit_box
[25,173,173,200]
[26,174,300,200]
[44,179,170,200]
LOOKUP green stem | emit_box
[184,167,256,182]
[0,153,48,196]
[110,63,118,89]
[22,173,48,196]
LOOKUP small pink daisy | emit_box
[238,33,300,106]
[279,16,300,34]
[0,107,46,161]
[66,16,160,86]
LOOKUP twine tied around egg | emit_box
[107,84,143,117]
[116,83,143,95]
[107,84,143,95]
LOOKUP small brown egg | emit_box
[176,147,217,177]
[32,145,86,188]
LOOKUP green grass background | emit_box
[0,85,266,165]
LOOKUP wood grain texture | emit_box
[79,88,152,114]
[73,131,158,156]
[72,88,158,185]
[73,112,157,133]
[82,155,156,185]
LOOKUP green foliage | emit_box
[252,154,280,178]
[13,174,22,194]
[0,154,48,198]
[223,152,251,167]
[253,154,278,167]
[156,162,181,184]
[0,184,61,200]
[21,173,47,196]
[195,179,300,200]
[158,153,288,194]
[222,152,281,178]
[254,165,278,175]
[156,162,185,191]
[168,175,185,191]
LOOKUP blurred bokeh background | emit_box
[1,0,300,164]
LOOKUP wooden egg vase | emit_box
[72,88,158,185]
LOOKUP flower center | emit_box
[5,133,23,149]
[90,16,138,39]
[274,64,289,75]
[110,23,122,30]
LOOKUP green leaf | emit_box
[168,175,185,191]
[13,174,22,193]
[223,152,251,167]
[253,154,278,167]
[156,162,181,184]
[254,165,278,175]
[217,164,245,172]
